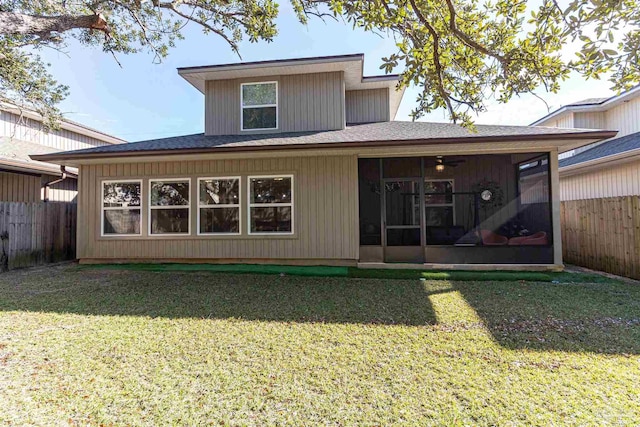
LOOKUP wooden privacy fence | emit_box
[561,196,640,279]
[0,202,76,271]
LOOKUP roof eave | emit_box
[30,129,617,165]
[0,105,126,145]
[531,84,640,126]
[560,146,640,176]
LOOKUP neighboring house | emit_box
[531,85,640,199]
[531,86,640,279]
[33,53,614,269]
[1,105,124,203]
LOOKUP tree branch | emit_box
[0,11,108,37]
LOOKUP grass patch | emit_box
[78,262,349,277]
[0,265,639,425]
[349,268,554,282]
[78,262,623,284]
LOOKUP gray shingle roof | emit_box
[560,131,640,168]
[0,137,68,174]
[30,121,614,161]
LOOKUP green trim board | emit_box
[76,263,621,284]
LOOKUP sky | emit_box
[40,2,618,142]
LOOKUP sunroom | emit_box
[358,153,554,264]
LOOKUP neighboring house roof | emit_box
[32,121,616,163]
[559,131,640,169]
[0,104,126,145]
[530,84,640,126]
[178,53,405,121]
[0,138,78,176]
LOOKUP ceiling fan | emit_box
[434,156,465,172]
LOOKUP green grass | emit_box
[1,265,638,425]
[78,262,623,284]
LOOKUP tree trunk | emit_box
[0,11,108,36]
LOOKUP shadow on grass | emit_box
[453,281,640,354]
[1,267,639,353]
[0,269,441,326]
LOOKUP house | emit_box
[31,53,615,269]
[531,85,640,200]
[531,86,640,278]
[1,105,124,203]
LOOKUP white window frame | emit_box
[248,174,294,235]
[240,81,278,131]
[424,179,455,225]
[148,178,191,236]
[101,179,142,237]
[197,176,241,236]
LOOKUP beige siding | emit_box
[205,72,345,135]
[560,159,640,201]
[0,110,113,150]
[573,112,606,129]
[41,174,78,203]
[0,172,41,202]
[345,89,389,124]
[605,96,640,138]
[78,154,358,262]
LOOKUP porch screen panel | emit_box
[358,158,381,245]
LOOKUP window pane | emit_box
[103,182,140,208]
[150,208,189,234]
[242,107,277,130]
[103,209,140,235]
[200,208,239,234]
[425,181,453,204]
[200,179,239,205]
[425,206,454,227]
[242,83,276,106]
[250,207,292,233]
[250,177,292,204]
[150,181,189,206]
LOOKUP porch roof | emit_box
[31,121,616,165]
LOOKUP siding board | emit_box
[79,154,358,263]
[345,89,389,124]
[205,72,345,135]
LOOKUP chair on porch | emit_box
[479,229,508,246]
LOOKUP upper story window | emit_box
[241,82,277,131]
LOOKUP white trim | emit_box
[240,81,278,131]
[148,178,191,236]
[424,178,455,226]
[247,174,294,235]
[197,177,241,236]
[100,179,143,237]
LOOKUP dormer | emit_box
[178,54,403,136]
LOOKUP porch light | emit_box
[435,157,445,172]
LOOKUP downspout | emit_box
[43,166,69,202]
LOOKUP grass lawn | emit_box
[0,265,638,425]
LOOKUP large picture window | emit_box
[149,179,190,235]
[102,180,142,236]
[198,177,240,235]
[248,175,293,234]
[241,82,277,131]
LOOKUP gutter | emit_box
[43,166,73,202]
[30,130,618,164]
